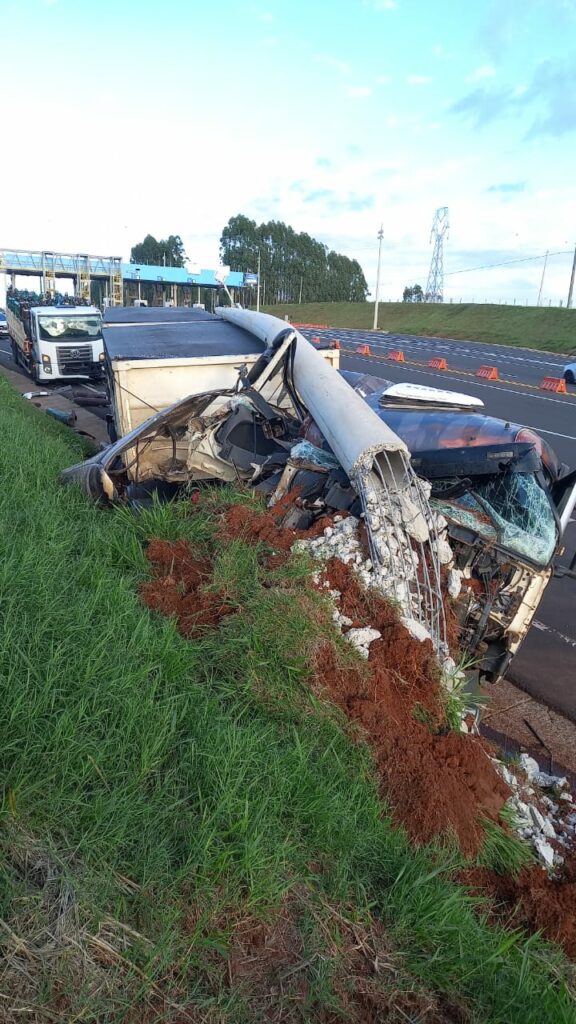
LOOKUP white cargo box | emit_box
[103,308,339,437]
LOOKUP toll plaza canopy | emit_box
[0,248,246,289]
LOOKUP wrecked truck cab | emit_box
[340,370,574,682]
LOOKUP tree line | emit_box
[220,215,368,304]
[130,234,187,267]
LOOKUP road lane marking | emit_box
[0,349,11,356]
[535,428,576,442]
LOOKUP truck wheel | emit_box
[565,370,575,385]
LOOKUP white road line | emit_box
[533,620,576,649]
[535,427,576,442]
[344,355,576,409]
[0,348,11,356]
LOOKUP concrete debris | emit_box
[345,627,382,659]
[295,511,576,875]
[533,836,555,868]
[493,757,576,872]
[401,617,432,645]
[519,753,541,780]
[447,568,463,599]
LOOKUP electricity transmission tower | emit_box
[425,207,449,302]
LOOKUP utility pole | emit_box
[567,243,576,310]
[299,276,303,304]
[256,249,261,312]
[373,224,383,330]
[537,250,549,307]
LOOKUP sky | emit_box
[1,0,576,305]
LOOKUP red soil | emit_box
[141,539,234,637]
[222,491,335,562]
[460,860,576,958]
[316,559,509,857]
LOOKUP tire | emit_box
[564,370,575,386]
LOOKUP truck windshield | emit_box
[38,316,102,341]
[432,472,558,566]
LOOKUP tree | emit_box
[220,215,368,305]
[130,234,187,267]
[403,284,424,303]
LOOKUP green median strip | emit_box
[266,301,576,355]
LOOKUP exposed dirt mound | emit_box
[315,559,509,857]
[222,491,335,562]
[141,538,234,637]
[460,860,576,959]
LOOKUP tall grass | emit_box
[0,376,574,1022]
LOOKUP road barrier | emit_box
[388,350,405,362]
[293,322,329,328]
[540,376,567,394]
[330,339,341,350]
[428,357,447,370]
[476,365,499,380]
[356,344,371,355]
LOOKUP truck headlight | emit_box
[42,354,52,374]
[99,352,105,362]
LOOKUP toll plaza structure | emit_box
[0,248,247,308]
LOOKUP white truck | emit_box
[7,298,104,384]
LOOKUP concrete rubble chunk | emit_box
[519,754,540,780]
[536,771,568,790]
[345,627,381,659]
[529,805,557,839]
[447,568,463,599]
[532,836,555,868]
[401,617,431,644]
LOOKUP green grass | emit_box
[0,375,575,1022]
[262,301,576,354]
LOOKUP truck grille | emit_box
[56,345,93,376]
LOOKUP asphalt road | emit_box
[301,327,576,721]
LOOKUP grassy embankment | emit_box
[263,301,576,354]
[0,375,575,1022]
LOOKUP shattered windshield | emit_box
[38,316,102,341]
[432,472,557,565]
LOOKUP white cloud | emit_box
[256,10,274,21]
[371,0,397,8]
[467,64,497,81]
[314,53,351,76]
[407,74,432,86]
[347,86,373,99]
[375,73,391,85]
[385,114,399,127]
